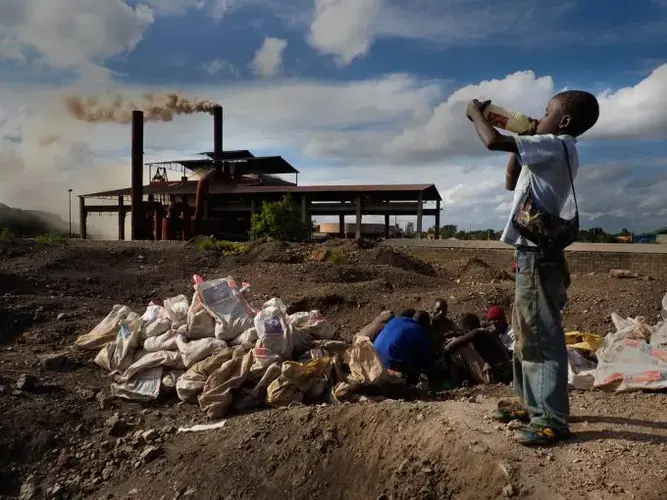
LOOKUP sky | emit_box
[0,0,666,237]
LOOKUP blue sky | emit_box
[0,0,666,235]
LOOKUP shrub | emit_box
[35,233,69,245]
[250,193,312,242]
[196,237,249,256]
[0,227,14,242]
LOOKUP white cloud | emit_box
[251,37,287,78]
[202,58,240,76]
[383,70,556,162]
[307,0,381,66]
[0,0,155,79]
[1,64,666,235]
[586,64,667,140]
[305,1,584,66]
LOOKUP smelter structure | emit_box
[79,107,442,241]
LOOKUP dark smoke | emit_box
[64,91,219,123]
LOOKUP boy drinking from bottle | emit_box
[465,91,599,446]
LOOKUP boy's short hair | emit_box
[413,310,431,329]
[400,308,417,318]
[554,90,600,137]
[461,312,481,331]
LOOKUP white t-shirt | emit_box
[499,326,515,352]
[500,134,579,247]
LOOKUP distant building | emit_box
[317,222,400,239]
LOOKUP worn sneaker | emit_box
[490,399,530,423]
[514,425,572,446]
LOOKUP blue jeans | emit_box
[512,246,570,431]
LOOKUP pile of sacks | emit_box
[75,275,402,418]
[566,296,667,392]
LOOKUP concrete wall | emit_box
[382,239,667,276]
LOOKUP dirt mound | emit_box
[359,247,436,276]
[247,240,304,264]
[458,257,511,282]
[303,263,375,284]
[321,238,377,250]
[107,402,511,500]
[287,293,348,315]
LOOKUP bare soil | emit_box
[1,238,667,500]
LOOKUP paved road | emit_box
[381,238,667,254]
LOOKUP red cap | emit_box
[486,306,505,321]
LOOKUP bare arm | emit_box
[445,328,487,352]
[467,108,519,153]
[505,153,521,191]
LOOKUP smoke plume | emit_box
[64,91,219,123]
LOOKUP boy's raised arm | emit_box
[466,99,519,153]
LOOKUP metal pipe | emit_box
[130,110,144,240]
[213,105,223,178]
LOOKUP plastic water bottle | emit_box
[483,104,537,135]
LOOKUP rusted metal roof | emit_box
[199,150,254,159]
[145,156,298,175]
[82,182,441,201]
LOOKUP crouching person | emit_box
[445,313,513,385]
[373,310,440,388]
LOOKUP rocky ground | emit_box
[1,238,667,500]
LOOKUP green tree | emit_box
[250,193,312,241]
[439,224,458,239]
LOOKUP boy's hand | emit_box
[466,99,491,121]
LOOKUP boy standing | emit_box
[465,91,600,446]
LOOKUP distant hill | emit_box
[0,204,72,237]
[650,227,667,235]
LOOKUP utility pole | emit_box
[68,189,73,238]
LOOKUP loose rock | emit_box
[140,445,162,463]
[106,415,129,437]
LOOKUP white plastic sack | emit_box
[251,346,282,371]
[230,327,258,346]
[111,366,163,401]
[254,298,292,360]
[140,304,172,338]
[95,314,143,374]
[143,330,179,352]
[164,294,189,329]
[594,338,667,392]
[650,321,667,350]
[75,305,134,350]
[176,334,228,368]
[567,348,596,390]
[120,350,184,381]
[186,288,216,339]
[593,312,667,392]
[197,277,255,341]
[161,370,183,395]
[288,311,335,340]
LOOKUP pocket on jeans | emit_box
[515,253,531,278]
[538,261,568,311]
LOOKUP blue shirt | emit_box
[373,317,433,380]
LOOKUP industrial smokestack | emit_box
[130,110,144,240]
[213,105,224,178]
